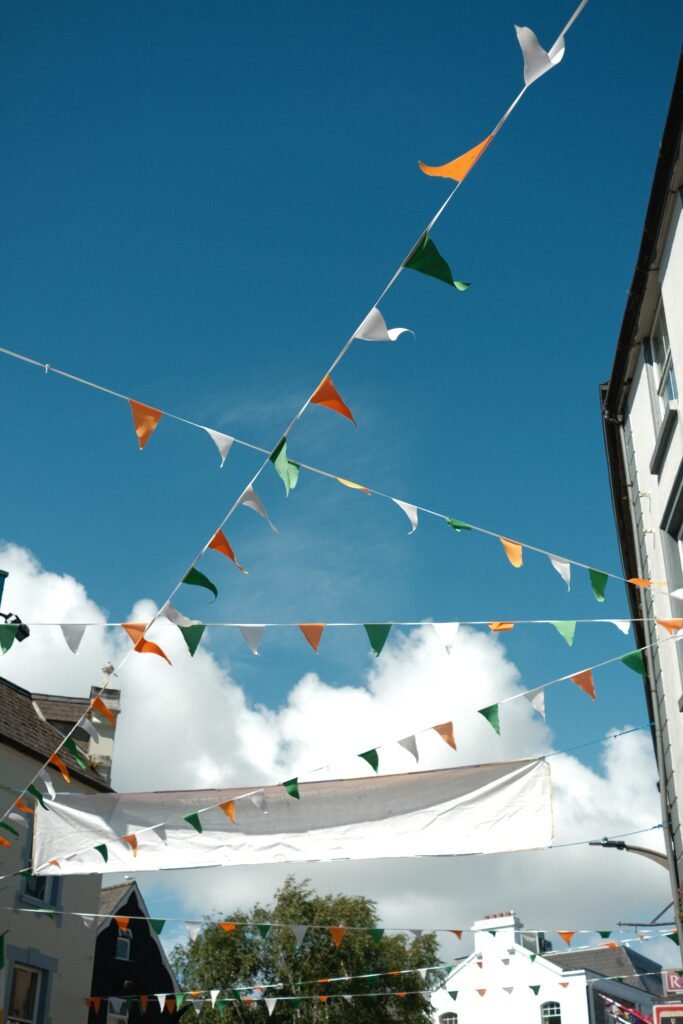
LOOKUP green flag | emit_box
[403,232,469,290]
[620,650,647,676]
[179,624,205,657]
[359,749,379,773]
[550,621,576,646]
[530,953,537,963]
[270,438,300,496]
[0,822,19,839]
[37,908,55,919]
[364,624,392,657]
[176,994,185,1010]
[150,919,165,936]
[64,737,87,769]
[446,517,472,532]
[257,924,272,940]
[182,567,218,601]
[95,844,109,862]
[184,812,203,833]
[478,704,501,735]
[283,778,300,799]
[447,991,458,1001]
[589,568,608,603]
[27,785,47,810]
[369,928,384,944]
[668,931,680,945]
[0,624,18,654]
[529,985,540,996]
[597,930,611,939]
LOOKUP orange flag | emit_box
[129,400,163,450]
[87,998,102,1013]
[328,927,345,949]
[310,376,355,424]
[559,983,569,989]
[433,721,456,750]
[476,990,487,997]
[219,800,236,824]
[15,798,33,814]
[450,930,463,939]
[0,836,11,848]
[558,931,575,946]
[602,941,619,949]
[48,859,60,867]
[114,916,130,931]
[500,537,523,568]
[318,996,329,1003]
[419,134,493,182]
[488,622,514,632]
[208,530,247,573]
[122,623,171,665]
[92,695,116,726]
[658,619,683,634]
[49,753,71,783]
[139,995,148,1013]
[299,623,325,652]
[628,577,664,587]
[218,922,237,933]
[121,834,138,856]
[570,670,596,701]
[166,998,176,1014]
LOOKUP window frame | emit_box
[438,1014,458,1024]
[114,929,132,961]
[540,999,562,1023]
[645,301,678,434]
[8,963,42,1024]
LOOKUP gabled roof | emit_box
[543,946,662,996]
[97,880,178,990]
[99,882,135,918]
[0,675,110,791]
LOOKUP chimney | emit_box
[86,686,121,785]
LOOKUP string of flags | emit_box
[2,343,673,612]
[3,616,683,663]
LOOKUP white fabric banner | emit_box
[33,759,552,875]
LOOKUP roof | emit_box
[544,946,662,996]
[99,882,135,917]
[0,675,110,791]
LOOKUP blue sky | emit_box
[0,0,681,939]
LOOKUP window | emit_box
[8,964,42,1024]
[114,929,132,961]
[106,996,128,1023]
[646,302,678,430]
[541,1001,562,1023]
[439,1015,458,1024]
[23,875,47,902]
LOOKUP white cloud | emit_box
[0,542,672,967]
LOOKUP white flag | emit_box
[240,626,265,656]
[432,622,460,654]
[411,929,423,939]
[609,620,631,635]
[205,428,235,468]
[549,556,571,590]
[248,790,267,813]
[156,995,167,1013]
[342,995,353,1003]
[265,998,278,1016]
[191,998,203,1014]
[152,824,168,844]
[60,624,87,655]
[393,498,418,533]
[238,486,277,532]
[524,686,546,720]
[8,812,28,830]
[515,25,565,87]
[291,925,308,947]
[80,914,97,928]
[109,998,126,1014]
[210,990,220,1009]
[398,735,419,763]
[503,986,514,994]
[187,922,202,942]
[38,769,56,800]
[161,602,197,628]
[355,307,412,342]
[80,717,101,744]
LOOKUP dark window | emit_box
[115,929,132,961]
[541,1001,562,1023]
[8,964,42,1024]
[645,302,677,431]
[439,1015,458,1024]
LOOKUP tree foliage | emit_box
[170,876,441,1021]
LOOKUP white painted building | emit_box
[602,53,683,935]
[431,915,661,1024]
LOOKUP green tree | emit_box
[170,876,442,1021]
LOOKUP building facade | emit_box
[431,915,662,1024]
[0,674,119,1024]
[602,52,683,936]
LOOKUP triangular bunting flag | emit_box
[237,486,277,531]
[446,517,471,532]
[369,928,384,943]
[64,737,87,769]
[210,990,220,1009]
[310,375,356,424]
[570,670,596,700]
[667,931,680,945]
[597,930,612,939]
[448,991,458,1000]
[184,812,203,834]
[248,790,267,812]
[558,931,575,946]
[166,997,177,1014]
[150,919,165,935]
[121,834,138,856]
[359,748,379,772]
[489,621,514,632]
[257,924,272,940]
[432,622,460,653]
[0,623,18,654]
[265,998,278,1016]
[219,800,236,824]
[60,624,87,654]
[80,717,100,744]
[609,620,631,635]
[179,624,205,657]
[129,400,163,450]
[355,307,412,342]
[658,618,683,634]
[364,623,391,657]
[589,568,608,602]
[478,704,501,734]
[550,556,571,589]
[503,987,514,994]
[328,927,345,949]
[551,621,576,646]
[559,982,570,988]
[433,721,456,750]
[515,24,565,87]
[94,844,109,862]
[283,778,300,799]
[182,567,218,601]
[208,529,247,572]
[37,770,55,800]
[336,476,370,493]
[49,753,70,784]
[529,985,541,995]
[240,625,264,656]
[419,134,492,182]
[92,695,116,725]
[114,916,130,931]
[121,623,171,664]
[204,428,234,467]
[476,989,486,997]
[270,438,300,496]
[500,537,523,568]
[291,924,307,947]
[403,231,469,290]
[398,735,419,762]
[156,995,166,1012]
[620,650,647,676]
[524,686,546,720]
[28,784,48,810]
[393,498,419,533]
[218,922,237,933]
[139,995,149,1014]
[450,931,463,940]
[299,623,325,652]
